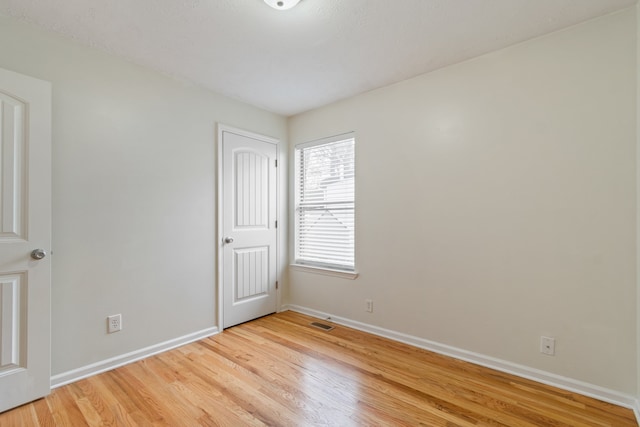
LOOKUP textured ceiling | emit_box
[0,0,635,116]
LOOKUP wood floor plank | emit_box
[32,398,56,427]
[46,387,90,427]
[0,311,636,426]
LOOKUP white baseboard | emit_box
[282,304,639,417]
[51,326,219,388]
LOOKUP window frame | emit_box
[292,132,358,279]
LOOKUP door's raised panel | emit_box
[0,273,26,374]
[234,151,269,229]
[0,93,26,241]
[233,247,269,302]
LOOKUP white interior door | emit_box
[220,126,277,328]
[0,68,52,412]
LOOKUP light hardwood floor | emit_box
[0,311,636,426]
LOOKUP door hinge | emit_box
[276,281,279,290]
[275,220,278,228]
[275,159,278,167]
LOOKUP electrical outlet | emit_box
[540,336,555,356]
[365,299,373,313]
[107,314,122,334]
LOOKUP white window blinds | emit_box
[295,134,355,271]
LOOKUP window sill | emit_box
[290,264,359,280]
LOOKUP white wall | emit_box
[0,15,287,375]
[289,9,637,394]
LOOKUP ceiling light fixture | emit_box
[264,0,301,11]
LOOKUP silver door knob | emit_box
[31,249,46,260]
[224,237,234,244]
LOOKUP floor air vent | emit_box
[310,322,335,331]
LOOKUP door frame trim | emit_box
[216,124,280,331]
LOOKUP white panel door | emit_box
[221,127,277,328]
[0,68,51,413]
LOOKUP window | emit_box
[294,133,355,273]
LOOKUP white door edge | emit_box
[216,124,280,331]
[0,67,52,412]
